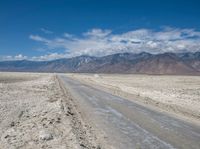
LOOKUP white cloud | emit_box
[63,33,74,39]
[83,28,112,38]
[0,54,27,61]
[31,53,68,61]
[2,27,200,61]
[28,27,200,58]
[29,35,50,43]
[41,28,53,34]
[15,54,27,60]
[0,53,69,61]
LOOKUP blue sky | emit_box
[1,0,200,60]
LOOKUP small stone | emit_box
[18,111,24,118]
[80,143,86,147]
[67,111,74,115]
[4,135,9,139]
[39,130,53,141]
[10,121,15,127]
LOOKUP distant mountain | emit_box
[177,52,200,72]
[128,53,198,75]
[76,52,153,73]
[0,52,200,75]
[0,55,96,72]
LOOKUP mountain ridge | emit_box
[0,52,200,75]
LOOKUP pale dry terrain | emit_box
[68,74,200,121]
[0,72,100,149]
[1,72,199,149]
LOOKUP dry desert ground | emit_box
[1,72,200,149]
[0,72,101,149]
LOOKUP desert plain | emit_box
[0,72,200,149]
[0,72,100,149]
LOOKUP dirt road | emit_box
[67,74,200,121]
[59,75,200,149]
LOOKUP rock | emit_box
[67,110,74,116]
[10,121,15,127]
[56,117,61,123]
[4,135,9,139]
[80,143,86,147]
[39,130,53,141]
[94,74,100,78]
[18,111,24,118]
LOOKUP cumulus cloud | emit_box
[2,27,199,61]
[28,27,200,58]
[15,54,27,60]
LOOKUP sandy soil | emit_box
[0,72,101,149]
[67,74,200,122]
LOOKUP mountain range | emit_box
[0,52,200,75]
